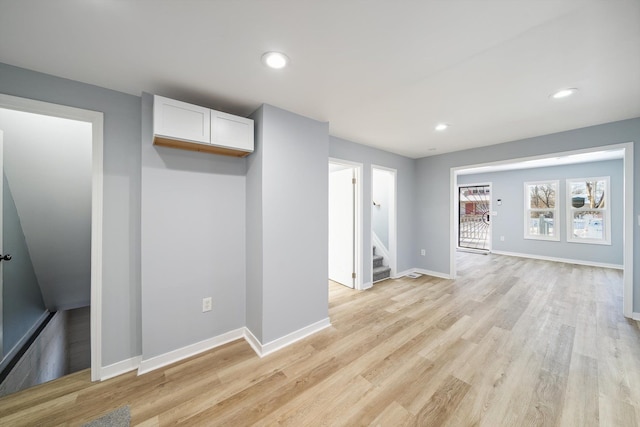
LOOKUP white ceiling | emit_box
[0,0,638,159]
[457,148,624,175]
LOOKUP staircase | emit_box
[373,246,391,282]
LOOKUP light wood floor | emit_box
[1,252,639,426]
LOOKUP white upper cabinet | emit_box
[153,95,211,144]
[211,110,254,152]
[152,95,254,157]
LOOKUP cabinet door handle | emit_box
[0,254,12,262]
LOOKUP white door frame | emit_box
[456,182,492,252]
[329,158,363,290]
[0,130,3,360]
[450,142,634,318]
[371,165,397,279]
[0,94,104,380]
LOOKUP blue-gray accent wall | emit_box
[415,118,640,310]
[458,159,623,265]
[2,173,46,356]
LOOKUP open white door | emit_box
[329,165,355,288]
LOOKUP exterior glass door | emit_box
[458,185,491,251]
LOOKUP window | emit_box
[567,177,611,245]
[524,181,559,241]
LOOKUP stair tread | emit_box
[373,266,391,273]
[373,255,383,261]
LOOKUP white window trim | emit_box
[566,176,611,245]
[524,180,560,241]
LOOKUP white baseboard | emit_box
[632,312,640,321]
[361,281,373,290]
[137,328,245,375]
[413,268,452,280]
[247,318,332,358]
[243,327,263,356]
[133,319,330,376]
[491,250,623,270]
[100,356,142,381]
[457,247,490,255]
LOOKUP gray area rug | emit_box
[82,405,130,427]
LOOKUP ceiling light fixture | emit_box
[261,51,289,69]
[551,88,578,99]
[435,123,449,131]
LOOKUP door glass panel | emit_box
[458,185,491,250]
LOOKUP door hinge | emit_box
[352,272,356,279]
[352,178,356,184]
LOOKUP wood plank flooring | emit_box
[1,252,639,426]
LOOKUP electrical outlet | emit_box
[500,236,505,241]
[420,249,426,256]
[202,297,212,312]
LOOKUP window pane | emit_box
[572,210,604,240]
[528,184,556,209]
[570,180,606,209]
[528,211,556,237]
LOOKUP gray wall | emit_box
[415,117,640,310]
[248,104,329,343]
[245,106,264,340]
[459,159,624,265]
[0,62,142,367]
[2,174,46,356]
[140,93,246,359]
[329,136,416,281]
[372,168,391,249]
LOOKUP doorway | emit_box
[458,184,491,251]
[328,159,362,289]
[0,94,103,389]
[371,166,397,282]
[450,143,634,318]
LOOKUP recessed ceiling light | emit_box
[435,123,449,131]
[261,51,289,69]
[551,88,578,99]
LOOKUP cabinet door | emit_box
[211,110,254,152]
[154,95,211,144]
